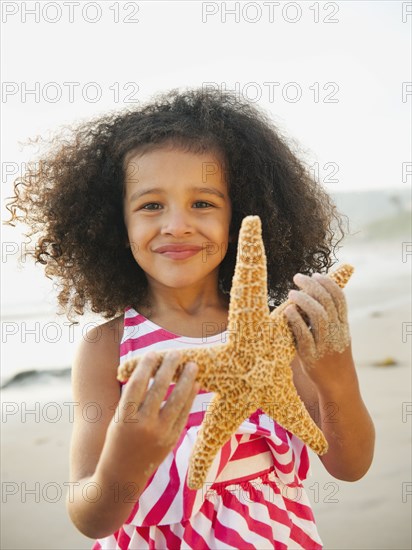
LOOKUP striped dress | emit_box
[93,307,323,550]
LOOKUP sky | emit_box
[1,0,411,328]
[1,0,411,198]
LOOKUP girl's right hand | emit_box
[95,350,199,487]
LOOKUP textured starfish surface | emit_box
[118,216,354,490]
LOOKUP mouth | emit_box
[154,244,203,260]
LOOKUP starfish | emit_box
[118,216,354,490]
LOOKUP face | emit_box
[123,146,232,295]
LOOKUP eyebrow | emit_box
[129,186,226,203]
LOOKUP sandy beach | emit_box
[1,233,411,549]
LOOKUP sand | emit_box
[1,236,411,549]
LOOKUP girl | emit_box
[7,88,375,549]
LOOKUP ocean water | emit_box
[2,256,105,386]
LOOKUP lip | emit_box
[154,244,203,260]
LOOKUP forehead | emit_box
[124,146,227,187]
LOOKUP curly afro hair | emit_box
[6,87,345,321]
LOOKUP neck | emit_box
[139,281,229,320]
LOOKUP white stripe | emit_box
[251,483,296,543]
[287,509,323,546]
[216,450,274,482]
[124,524,149,550]
[95,533,118,550]
[149,525,167,549]
[132,451,175,522]
[185,501,238,550]
[217,497,273,549]
[160,428,196,524]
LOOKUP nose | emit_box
[160,207,194,237]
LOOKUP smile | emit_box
[154,244,203,260]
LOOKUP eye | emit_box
[141,203,162,210]
[193,201,213,208]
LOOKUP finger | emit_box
[288,289,329,348]
[160,362,199,424]
[119,352,159,421]
[293,273,339,326]
[312,273,348,323]
[284,304,318,358]
[170,375,201,437]
[143,350,182,416]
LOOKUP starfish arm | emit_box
[261,364,328,456]
[269,264,354,319]
[187,393,257,489]
[227,216,271,351]
[117,346,227,393]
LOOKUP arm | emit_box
[286,273,375,482]
[67,317,199,539]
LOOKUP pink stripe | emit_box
[230,436,268,459]
[148,532,157,549]
[214,514,256,549]
[182,471,198,520]
[143,456,180,525]
[230,488,279,545]
[248,408,264,424]
[200,499,257,549]
[91,542,102,550]
[266,439,295,474]
[182,521,210,550]
[284,496,316,522]
[185,410,206,428]
[290,522,323,549]
[216,435,235,478]
[297,445,309,480]
[132,526,150,545]
[124,313,147,327]
[258,485,293,528]
[158,524,183,549]
[120,328,180,355]
[117,529,131,549]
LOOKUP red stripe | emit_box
[284,495,316,522]
[230,436,269,459]
[200,499,256,549]
[91,542,102,550]
[182,520,210,550]
[257,484,293,528]
[124,313,146,327]
[290,522,323,549]
[266,439,295,474]
[158,524,183,549]
[214,514,256,549]
[230,488,279,546]
[185,410,206,428]
[248,408,264,424]
[120,328,179,355]
[143,456,180,525]
[216,435,235,478]
[117,528,131,549]
[148,531,157,549]
[274,423,293,453]
[297,444,309,480]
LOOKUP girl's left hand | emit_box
[283,272,352,386]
